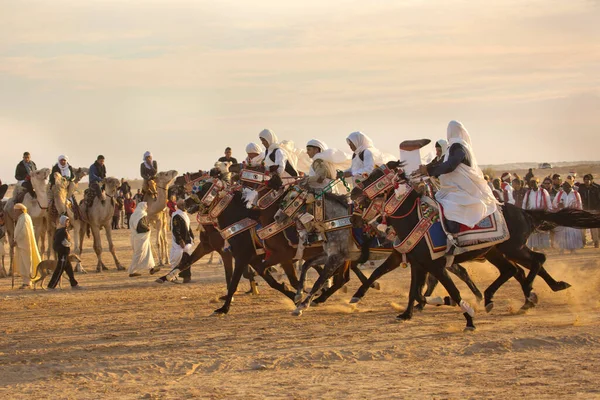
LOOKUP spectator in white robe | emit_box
[552,181,583,254]
[128,202,157,277]
[169,199,194,268]
[244,142,266,168]
[524,177,552,250]
[11,203,41,289]
[500,172,515,205]
[258,129,299,177]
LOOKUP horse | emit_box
[350,164,600,330]
[162,179,297,315]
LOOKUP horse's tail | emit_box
[524,208,600,230]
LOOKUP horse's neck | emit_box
[389,191,421,239]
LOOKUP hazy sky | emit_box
[1,0,599,181]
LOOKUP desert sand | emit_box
[1,221,600,399]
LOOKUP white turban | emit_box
[143,151,152,160]
[306,139,329,152]
[58,155,68,163]
[245,142,265,154]
[258,129,279,148]
[59,215,69,227]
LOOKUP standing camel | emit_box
[80,177,125,272]
[3,168,51,266]
[48,169,89,271]
[145,170,178,266]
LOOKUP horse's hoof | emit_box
[212,308,228,316]
[341,285,348,293]
[552,281,571,292]
[154,278,165,284]
[292,308,303,317]
[485,301,494,313]
[349,297,361,304]
[396,312,411,321]
[415,304,425,312]
[519,301,535,314]
[372,281,381,291]
[464,325,476,332]
[528,292,539,305]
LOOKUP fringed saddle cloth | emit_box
[395,197,510,262]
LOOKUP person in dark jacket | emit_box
[49,155,75,187]
[218,147,238,165]
[15,152,37,199]
[87,155,107,207]
[579,174,600,248]
[0,178,7,200]
[512,178,527,208]
[47,216,83,290]
[123,193,136,229]
[170,199,195,283]
[141,151,158,198]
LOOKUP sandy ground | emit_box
[1,225,600,400]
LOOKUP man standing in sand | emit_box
[552,181,583,254]
[11,203,41,289]
[524,177,552,251]
[579,174,600,248]
[500,172,515,204]
[169,199,194,283]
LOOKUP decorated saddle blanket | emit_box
[394,198,509,260]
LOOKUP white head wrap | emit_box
[59,215,69,228]
[245,142,266,167]
[14,203,28,213]
[446,121,477,169]
[259,129,279,149]
[143,151,153,170]
[435,139,448,155]
[346,131,374,155]
[129,202,148,233]
[306,139,329,152]
[57,155,71,178]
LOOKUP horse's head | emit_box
[267,174,283,191]
[273,187,302,224]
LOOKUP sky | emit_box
[1,0,599,182]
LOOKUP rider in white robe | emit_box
[306,139,351,194]
[422,121,498,229]
[343,131,391,185]
[259,129,299,177]
[128,202,155,275]
[244,142,266,168]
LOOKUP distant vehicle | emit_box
[539,163,553,169]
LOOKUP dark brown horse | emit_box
[350,165,598,330]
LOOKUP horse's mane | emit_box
[323,192,350,208]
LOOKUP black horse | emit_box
[350,165,600,330]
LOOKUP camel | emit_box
[48,169,89,271]
[79,176,125,272]
[144,170,178,266]
[3,168,51,268]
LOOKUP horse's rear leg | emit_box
[350,261,381,290]
[447,263,483,302]
[483,248,518,313]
